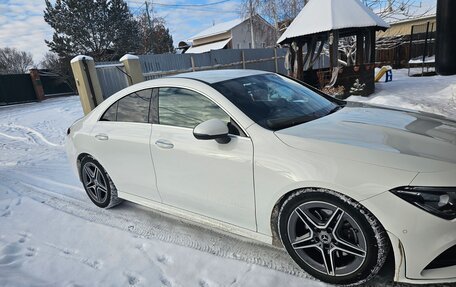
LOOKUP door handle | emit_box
[95,134,109,141]
[155,139,174,149]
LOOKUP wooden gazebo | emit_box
[278,0,389,98]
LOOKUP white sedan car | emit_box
[66,70,456,285]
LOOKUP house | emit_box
[185,15,276,54]
[376,11,436,69]
[377,14,436,39]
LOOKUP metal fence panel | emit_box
[139,48,290,80]
[0,74,36,105]
[139,54,193,73]
[95,64,129,99]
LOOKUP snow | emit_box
[120,54,140,61]
[408,55,435,64]
[277,0,389,44]
[348,69,456,120]
[70,55,94,64]
[1,69,455,286]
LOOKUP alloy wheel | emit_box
[287,201,367,277]
[82,162,108,204]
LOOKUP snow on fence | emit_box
[139,48,288,80]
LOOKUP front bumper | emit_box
[362,187,456,284]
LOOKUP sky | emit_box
[0,0,435,64]
[0,0,242,63]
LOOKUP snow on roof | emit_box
[188,18,244,41]
[185,38,232,54]
[277,0,390,44]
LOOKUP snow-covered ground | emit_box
[348,69,456,119]
[0,70,455,287]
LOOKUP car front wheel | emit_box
[278,189,389,285]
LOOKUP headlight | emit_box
[390,186,456,220]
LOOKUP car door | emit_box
[90,89,161,202]
[149,87,256,230]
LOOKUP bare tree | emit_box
[40,52,60,71]
[240,0,308,32]
[362,0,432,21]
[0,47,35,74]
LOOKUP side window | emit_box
[158,87,230,129]
[100,89,153,123]
[100,102,118,121]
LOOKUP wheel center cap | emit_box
[319,231,332,244]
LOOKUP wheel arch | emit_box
[269,187,396,274]
[77,152,93,181]
[270,186,396,283]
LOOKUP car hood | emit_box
[274,102,456,172]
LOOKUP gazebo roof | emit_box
[277,0,389,44]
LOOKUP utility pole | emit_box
[249,0,255,48]
[145,1,152,30]
[145,1,154,54]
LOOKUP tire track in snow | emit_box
[0,132,28,142]
[0,124,62,147]
[10,179,307,278]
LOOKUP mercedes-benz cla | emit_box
[66,70,456,285]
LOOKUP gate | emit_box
[95,62,130,99]
[39,71,75,97]
[0,74,36,106]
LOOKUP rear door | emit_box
[90,89,161,202]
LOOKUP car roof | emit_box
[169,69,271,84]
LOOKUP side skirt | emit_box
[119,191,273,245]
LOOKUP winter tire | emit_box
[278,189,389,286]
[81,156,123,209]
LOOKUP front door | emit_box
[150,87,256,230]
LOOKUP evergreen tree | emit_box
[43,0,139,61]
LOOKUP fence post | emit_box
[70,55,104,115]
[274,48,278,73]
[120,54,144,85]
[29,69,45,102]
[242,51,246,69]
[190,56,196,72]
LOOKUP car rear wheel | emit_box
[278,189,389,285]
[80,156,122,208]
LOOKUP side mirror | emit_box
[193,119,231,144]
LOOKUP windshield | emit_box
[211,74,340,130]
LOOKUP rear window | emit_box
[100,89,153,123]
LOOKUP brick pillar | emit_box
[29,69,45,102]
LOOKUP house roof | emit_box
[188,18,244,41]
[185,38,232,54]
[277,0,390,44]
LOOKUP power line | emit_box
[153,0,232,7]
[128,0,232,7]
[128,0,238,15]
